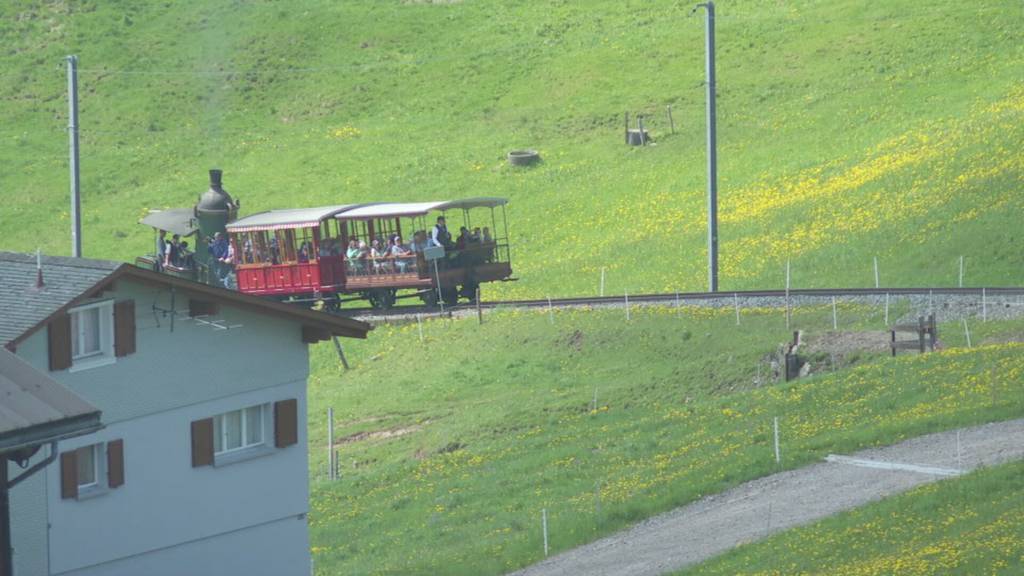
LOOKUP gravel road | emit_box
[508,418,1024,576]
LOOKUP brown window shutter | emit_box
[48,314,72,371]
[191,418,214,467]
[274,399,298,448]
[188,299,219,317]
[114,300,136,357]
[107,439,125,488]
[60,450,78,499]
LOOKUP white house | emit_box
[0,251,370,576]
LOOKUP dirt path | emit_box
[509,418,1024,576]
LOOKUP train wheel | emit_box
[420,290,439,307]
[440,286,460,306]
[367,289,396,310]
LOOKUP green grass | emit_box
[306,306,1024,574]
[677,460,1024,575]
[1,1,1022,298]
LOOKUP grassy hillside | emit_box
[678,460,1024,575]
[305,306,1024,574]
[1,1,1022,298]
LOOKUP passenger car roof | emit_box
[336,198,508,220]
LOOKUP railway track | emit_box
[339,286,1024,321]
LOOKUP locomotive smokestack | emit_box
[209,169,223,189]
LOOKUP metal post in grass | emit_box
[625,290,631,321]
[884,293,890,327]
[773,416,780,465]
[963,318,972,348]
[327,408,335,481]
[832,296,838,330]
[676,291,681,308]
[547,296,554,324]
[873,256,879,288]
[667,104,676,134]
[982,287,987,322]
[734,292,740,325]
[929,290,934,316]
[956,429,963,471]
[959,256,964,288]
[476,287,483,325]
[600,267,605,297]
[785,260,791,329]
[542,508,549,556]
[693,1,718,292]
[66,55,82,258]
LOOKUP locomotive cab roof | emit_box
[139,208,199,236]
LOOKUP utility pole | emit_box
[67,55,82,258]
[694,2,718,292]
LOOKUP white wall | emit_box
[7,454,49,576]
[47,380,309,575]
[10,278,314,575]
[59,515,309,576]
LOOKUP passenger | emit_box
[208,232,229,261]
[269,236,280,265]
[455,227,471,251]
[410,231,428,253]
[156,230,167,271]
[482,227,492,243]
[243,237,254,263]
[164,234,181,268]
[319,239,332,258]
[221,241,235,267]
[370,239,389,273]
[472,227,482,243]
[346,239,363,274]
[429,216,451,248]
[178,240,195,269]
[390,235,412,273]
[298,242,310,263]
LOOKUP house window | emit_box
[76,444,99,489]
[213,405,266,455]
[69,300,115,371]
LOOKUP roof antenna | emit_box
[35,248,45,289]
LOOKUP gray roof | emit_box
[226,205,365,232]
[139,208,199,236]
[0,252,122,348]
[0,348,102,453]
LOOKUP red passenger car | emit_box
[224,198,512,309]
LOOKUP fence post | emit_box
[542,509,549,556]
[625,290,630,321]
[477,287,483,325]
[785,260,791,329]
[734,292,740,325]
[327,407,335,481]
[600,267,605,297]
[831,296,838,330]
[547,296,554,324]
[873,256,879,288]
[982,287,987,322]
[667,105,676,134]
[959,255,964,288]
[884,293,890,327]
[773,416,780,464]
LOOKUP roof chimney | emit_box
[35,248,45,289]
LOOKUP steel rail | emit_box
[338,287,1024,320]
